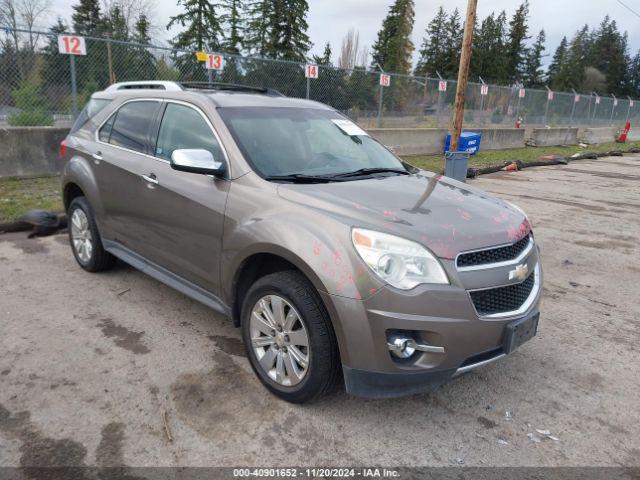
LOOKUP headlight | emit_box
[352,228,449,289]
[505,201,529,221]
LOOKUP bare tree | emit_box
[18,0,50,51]
[339,28,360,70]
[101,0,157,37]
[0,0,20,52]
[356,44,369,68]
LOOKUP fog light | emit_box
[386,332,446,359]
[387,333,416,359]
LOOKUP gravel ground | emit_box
[0,154,639,469]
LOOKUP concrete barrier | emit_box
[581,127,616,145]
[474,128,525,150]
[368,128,448,156]
[530,127,579,146]
[626,128,640,141]
[0,127,68,178]
[368,127,525,155]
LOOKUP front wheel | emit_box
[241,271,340,403]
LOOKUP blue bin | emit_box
[444,131,482,155]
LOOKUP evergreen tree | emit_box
[371,0,415,74]
[72,0,102,35]
[552,25,591,91]
[221,0,243,54]
[71,0,109,89]
[547,36,567,86]
[132,14,157,80]
[505,1,529,84]
[443,8,462,77]
[414,6,448,77]
[133,14,152,44]
[104,5,129,40]
[523,29,546,87]
[167,0,225,52]
[245,0,271,56]
[627,51,640,98]
[265,0,311,61]
[469,11,508,83]
[167,0,225,80]
[312,43,332,65]
[589,16,629,95]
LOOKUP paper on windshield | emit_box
[331,119,368,137]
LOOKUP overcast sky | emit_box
[47,0,640,67]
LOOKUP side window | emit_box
[98,113,116,143]
[108,101,160,153]
[155,103,224,162]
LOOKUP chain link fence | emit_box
[1,26,639,131]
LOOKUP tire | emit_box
[68,196,116,272]
[241,270,340,403]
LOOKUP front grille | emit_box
[470,271,536,316]
[457,234,531,268]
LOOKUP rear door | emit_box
[131,101,230,295]
[94,99,163,253]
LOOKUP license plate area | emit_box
[503,312,539,354]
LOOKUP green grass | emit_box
[0,176,63,223]
[401,140,640,173]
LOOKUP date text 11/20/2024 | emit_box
[232,468,400,477]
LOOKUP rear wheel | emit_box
[241,271,339,403]
[68,197,116,272]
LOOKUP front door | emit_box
[132,101,230,296]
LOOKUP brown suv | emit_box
[60,81,542,403]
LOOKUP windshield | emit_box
[218,107,408,179]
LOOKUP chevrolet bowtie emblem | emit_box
[509,264,529,281]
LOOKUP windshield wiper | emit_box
[264,174,349,184]
[329,167,411,178]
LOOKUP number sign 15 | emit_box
[58,35,87,55]
[380,74,391,87]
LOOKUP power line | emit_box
[616,0,640,19]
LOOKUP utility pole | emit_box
[450,0,478,152]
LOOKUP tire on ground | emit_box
[68,196,116,272]
[241,270,340,403]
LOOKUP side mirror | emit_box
[170,149,225,176]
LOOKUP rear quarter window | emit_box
[69,98,111,133]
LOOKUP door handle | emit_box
[142,173,159,186]
[92,151,103,163]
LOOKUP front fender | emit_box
[222,214,384,304]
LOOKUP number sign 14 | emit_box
[58,35,86,55]
[305,64,319,79]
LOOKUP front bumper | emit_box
[342,309,539,399]
[321,256,543,399]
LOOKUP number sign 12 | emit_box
[58,35,86,55]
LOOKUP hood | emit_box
[277,171,531,260]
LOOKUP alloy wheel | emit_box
[249,295,310,387]
[70,208,93,264]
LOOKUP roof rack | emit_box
[104,81,184,92]
[179,82,285,97]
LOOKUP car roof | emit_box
[92,81,333,110]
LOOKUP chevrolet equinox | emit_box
[60,81,542,403]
